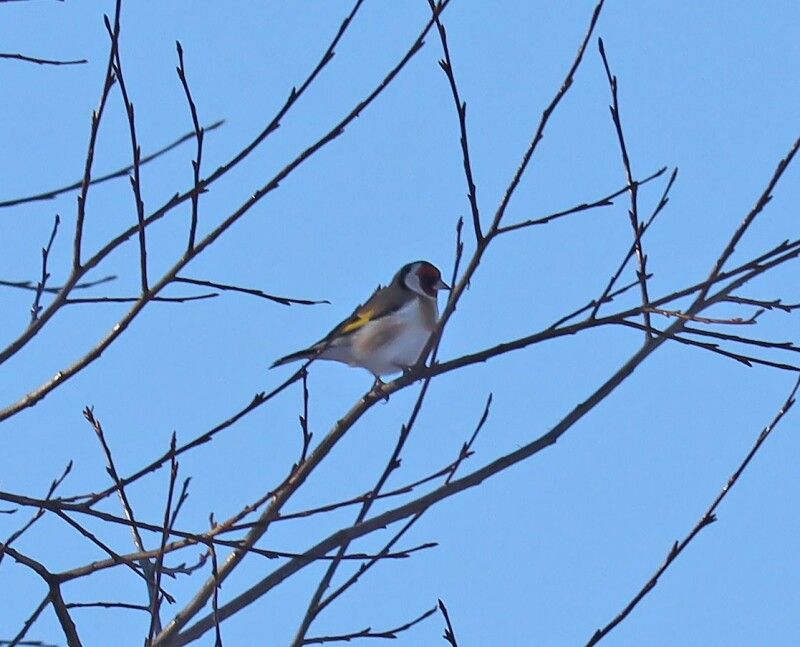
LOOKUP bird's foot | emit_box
[369,376,389,402]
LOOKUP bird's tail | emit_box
[270,347,315,369]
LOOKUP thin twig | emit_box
[175,42,204,252]
[4,593,51,647]
[548,275,648,330]
[598,37,653,338]
[65,601,149,612]
[586,375,800,646]
[680,325,798,353]
[298,370,312,466]
[208,515,223,647]
[64,293,217,305]
[438,599,460,647]
[0,52,86,66]
[0,121,224,209]
[302,607,437,644]
[50,508,172,599]
[428,0,482,242]
[450,216,464,288]
[83,406,146,552]
[291,374,436,643]
[73,0,121,270]
[496,168,666,235]
[30,215,60,323]
[0,275,116,294]
[70,379,303,509]
[644,307,760,325]
[0,462,72,567]
[272,452,477,523]
[723,295,800,312]
[148,434,181,642]
[315,395,491,617]
[490,0,606,233]
[590,168,677,319]
[617,319,800,372]
[174,276,328,306]
[694,136,800,306]
[108,15,148,292]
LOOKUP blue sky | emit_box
[1,2,799,646]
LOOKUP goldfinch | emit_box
[271,261,449,377]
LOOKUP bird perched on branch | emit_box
[271,260,449,378]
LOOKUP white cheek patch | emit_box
[403,271,428,298]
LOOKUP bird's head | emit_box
[400,261,450,299]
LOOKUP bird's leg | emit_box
[371,376,384,390]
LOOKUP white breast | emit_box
[350,297,437,376]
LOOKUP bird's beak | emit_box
[436,278,450,291]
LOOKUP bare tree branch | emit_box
[148,435,182,641]
[73,0,121,271]
[173,276,328,306]
[694,136,800,306]
[428,0,482,242]
[83,407,146,552]
[1,548,81,647]
[302,607,437,645]
[496,167,666,235]
[3,593,51,647]
[590,167,678,319]
[0,275,116,294]
[2,4,798,645]
[29,215,60,323]
[0,462,72,567]
[586,375,800,646]
[66,601,149,612]
[107,13,149,293]
[0,0,440,423]
[0,52,86,66]
[598,37,653,338]
[0,121,224,209]
[63,293,217,305]
[438,599,460,647]
[416,0,607,371]
[175,42,204,252]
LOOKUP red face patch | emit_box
[416,262,441,283]
[416,262,442,296]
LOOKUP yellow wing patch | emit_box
[341,309,374,334]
